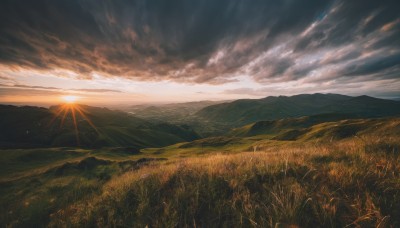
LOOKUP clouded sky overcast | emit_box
[0,0,399,105]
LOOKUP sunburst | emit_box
[48,102,98,146]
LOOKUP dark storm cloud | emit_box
[0,0,399,84]
[340,52,400,78]
[294,0,400,51]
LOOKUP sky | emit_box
[0,0,399,106]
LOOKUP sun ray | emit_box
[60,105,69,128]
[75,105,99,133]
[70,105,80,146]
[46,102,100,146]
[47,104,68,127]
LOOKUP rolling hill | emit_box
[272,117,400,142]
[229,113,359,137]
[0,104,199,149]
[154,117,400,157]
[196,94,400,126]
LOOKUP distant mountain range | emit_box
[0,104,199,149]
[196,94,400,126]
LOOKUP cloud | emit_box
[340,52,400,78]
[223,88,267,97]
[11,84,59,90]
[0,75,13,81]
[0,0,399,88]
[0,83,122,93]
[223,78,400,99]
[0,88,62,97]
[73,88,122,93]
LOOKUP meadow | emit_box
[1,131,399,227]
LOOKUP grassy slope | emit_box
[0,147,165,227]
[1,118,400,227]
[273,118,400,141]
[149,118,400,156]
[54,136,400,227]
[229,113,359,137]
[0,104,199,149]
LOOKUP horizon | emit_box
[1,92,399,109]
[1,0,400,105]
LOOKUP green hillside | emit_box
[0,104,199,149]
[154,117,400,156]
[229,113,359,137]
[273,118,400,142]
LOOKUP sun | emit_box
[62,95,79,103]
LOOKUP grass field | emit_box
[1,118,399,227]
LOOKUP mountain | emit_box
[0,104,199,149]
[196,94,400,126]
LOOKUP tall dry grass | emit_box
[50,136,400,227]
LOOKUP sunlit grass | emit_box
[44,136,400,227]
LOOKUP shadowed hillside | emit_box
[0,104,199,149]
